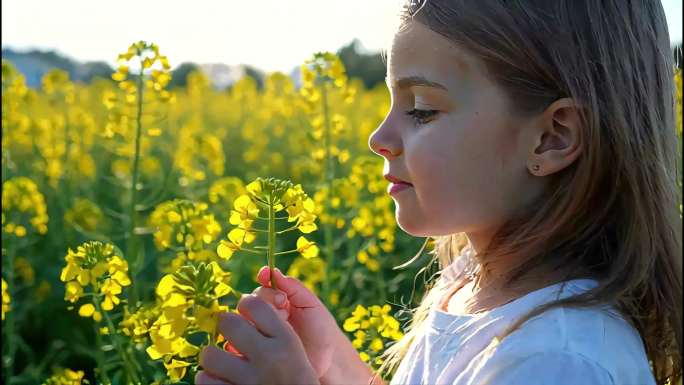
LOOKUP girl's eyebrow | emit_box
[385,75,449,91]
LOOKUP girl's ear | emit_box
[528,97,584,176]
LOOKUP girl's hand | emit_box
[197,293,319,385]
[251,267,339,378]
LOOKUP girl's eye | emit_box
[405,108,438,125]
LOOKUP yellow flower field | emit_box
[1,41,682,384]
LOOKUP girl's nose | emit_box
[378,148,398,157]
[369,137,402,158]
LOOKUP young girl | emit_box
[196,0,682,384]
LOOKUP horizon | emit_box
[2,0,682,74]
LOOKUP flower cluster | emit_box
[148,199,222,253]
[146,261,233,382]
[346,157,396,252]
[42,367,88,385]
[42,68,75,105]
[217,177,319,261]
[2,176,49,236]
[343,304,404,368]
[119,303,160,345]
[300,52,355,105]
[104,41,174,140]
[59,241,131,321]
[2,61,34,167]
[2,278,9,321]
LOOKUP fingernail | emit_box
[275,293,286,306]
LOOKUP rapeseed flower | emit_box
[343,304,404,369]
[2,278,9,321]
[217,177,319,289]
[42,367,88,385]
[59,241,131,320]
[148,199,222,253]
[2,176,49,236]
[146,261,233,382]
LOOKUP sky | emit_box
[2,0,682,74]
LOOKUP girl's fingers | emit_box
[251,286,290,321]
[199,345,256,384]
[235,294,292,339]
[195,369,234,384]
[256,266,320,308]
[217,311,266,358]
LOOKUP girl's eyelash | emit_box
[405,108,439,125]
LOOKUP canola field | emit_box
[1,42,682,384]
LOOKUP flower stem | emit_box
[127,63,145,306]
[275,224,299,234]
[320,81,335,302]
[96,300,142,385]
[267,192,277,290]
[93,324,113,385]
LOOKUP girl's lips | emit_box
[388,182,413,195]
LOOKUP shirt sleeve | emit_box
[472,351,615,385]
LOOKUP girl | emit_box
[197,0,682,384]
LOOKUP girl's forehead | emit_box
[387,22,474,91]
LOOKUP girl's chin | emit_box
[395,210,430,237]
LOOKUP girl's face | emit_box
[369,21,545,247]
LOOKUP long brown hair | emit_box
[374,1,682,384]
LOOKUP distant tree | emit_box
[337,39,386,90]
[674,43,682,70]
[244,64,265,90]
[79,61,113,82]
[169,62,199,88]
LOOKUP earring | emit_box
[530,164,541,174]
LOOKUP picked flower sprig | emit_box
[216,177,319,289]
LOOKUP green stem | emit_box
[93,324,113,385]
[268,193,277,290]
[95,300,142,385]
[127,64,145,306]
[275,224,299,234]
[320,81,335,302]
[273,249,299,256]
[237,248,263,255]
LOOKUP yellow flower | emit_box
[296,236,319,259]
[64,281,83,303]
[149,199,222,252]
[2,278,10,321]
[229,194,259,227]
[164,359,191,382]
[370,337,384,352]
[77,303,102,322]
[100,278,122,311]
[217,227,256,260]
[2,177,49,235]
[195,302,229,334]
[60,241,130,317]
[43,367,86,385]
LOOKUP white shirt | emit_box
[389,267,656,385]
